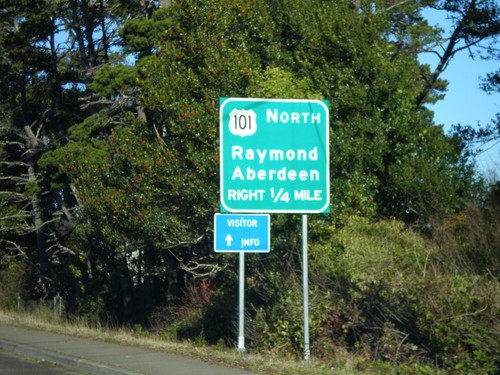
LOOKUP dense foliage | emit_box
[1,0,499,373]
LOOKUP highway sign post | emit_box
[214,213,270,352]
[220,98,329,213]
[218,98,330,359]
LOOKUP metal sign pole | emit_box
[302,214,310,360]
[238,252,246,352]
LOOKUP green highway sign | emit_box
[220,98,330,213]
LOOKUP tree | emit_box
[0,0,72,296]
[43,0,486,316]
[252,0,479,222]
[0,0,146,304]
[1,0,492,323]
[417,0,500,107]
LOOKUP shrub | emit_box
[0,260,28,309]
[431,201,500,278]
[415,273,499,373]
[308,217,499,373]
[159,216,500,373]
[245,270,304,354]
[150,278,235,346]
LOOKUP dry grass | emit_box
[0,309,365,375]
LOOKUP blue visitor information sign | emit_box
[214,213,270,253]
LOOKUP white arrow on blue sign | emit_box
[214,213,270,253]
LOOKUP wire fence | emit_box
[16,293,64,319]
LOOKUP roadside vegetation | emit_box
[1,1,499,374]
[2,204,498,374]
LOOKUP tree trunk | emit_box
[140,245,156,318]
[99,0,109,63]
[69,0,89,68]
[163,251,181,301]
[81,0,97,66]
[23,125,49,280]
[118,255,136,323]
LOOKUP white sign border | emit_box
[219,97,330,214]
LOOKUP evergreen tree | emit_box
[0,0,145,305]
[1,0,498,323]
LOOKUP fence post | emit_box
[53,293,62,318]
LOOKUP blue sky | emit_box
[419,8,499,178]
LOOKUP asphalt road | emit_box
[0,348,84,374]
[0,324,257,375]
